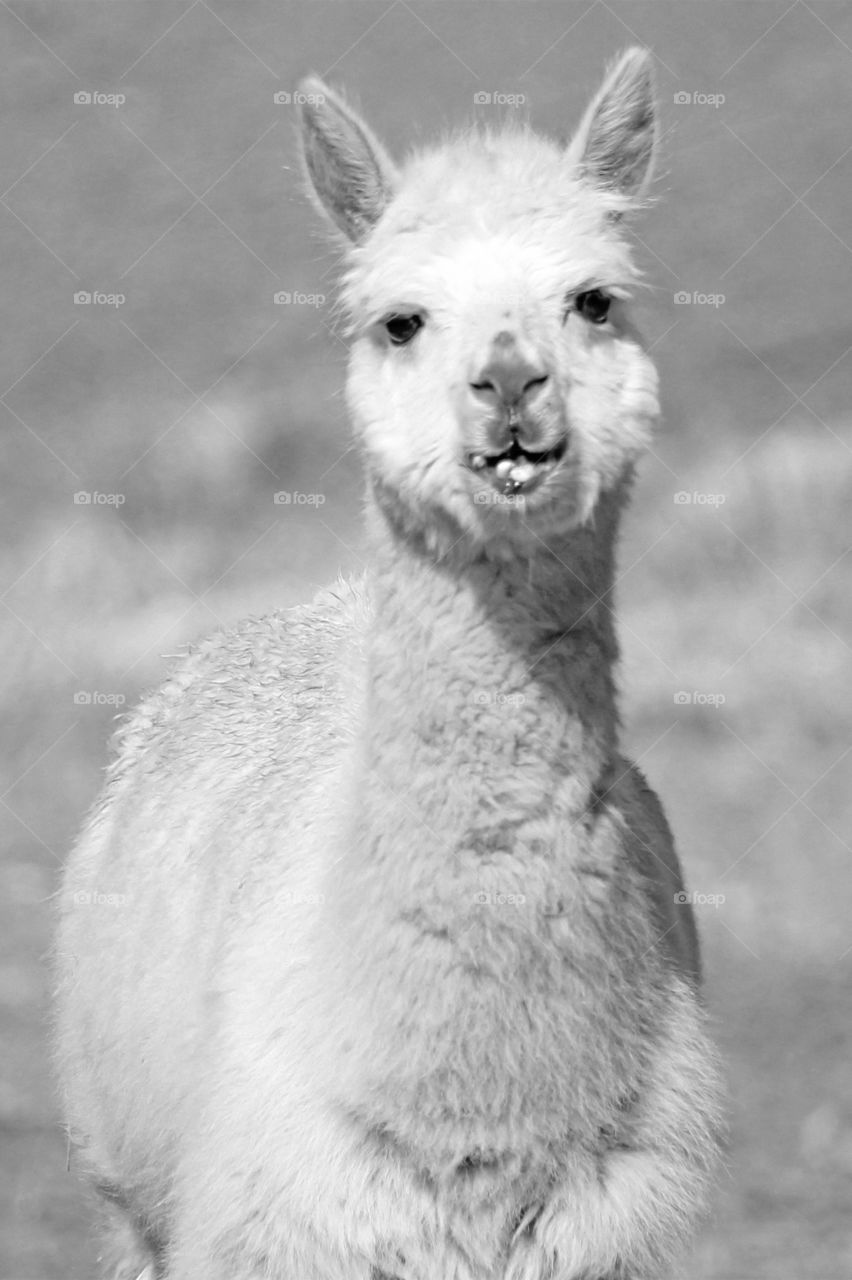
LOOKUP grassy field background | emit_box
[2,3,851,1277]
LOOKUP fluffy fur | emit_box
[54,48,723,1280]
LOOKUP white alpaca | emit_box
[54,48,723,1280]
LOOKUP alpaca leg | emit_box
[506,994,721,1280]
[164,1205,376,1280]
[93,1203,163,1280]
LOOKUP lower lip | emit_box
[492,467,549,497]
[467,444,566,497]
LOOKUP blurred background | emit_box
[1,3,851,1277]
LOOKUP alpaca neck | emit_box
[354,483,626,846]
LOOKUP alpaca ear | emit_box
[568,47,656,200]
[298,77,398,242]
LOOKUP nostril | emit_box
[469,370,548,403]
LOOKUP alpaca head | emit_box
[299,49,660,548]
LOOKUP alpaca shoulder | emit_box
[106,575,369,793]
[608,756,702,985]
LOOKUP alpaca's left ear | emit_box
[298,77,398,242]
[568,47,657,200]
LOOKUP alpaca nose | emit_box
[469,333,549,409]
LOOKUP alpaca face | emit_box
[343,147,660,540]
[300,48,660,543]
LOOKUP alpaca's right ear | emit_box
[298,77,398,242]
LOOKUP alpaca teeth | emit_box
[495,459,513,479]
[510,461,535,483]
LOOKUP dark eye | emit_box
[384,314,423,346]
[574,289,611,325]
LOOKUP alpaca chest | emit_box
[324,844,644,1172]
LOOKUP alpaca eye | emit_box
[384,314,423,346]
[574,290,611,325]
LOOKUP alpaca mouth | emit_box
[467,436,567,496]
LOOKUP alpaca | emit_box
[54,48,723,1280]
